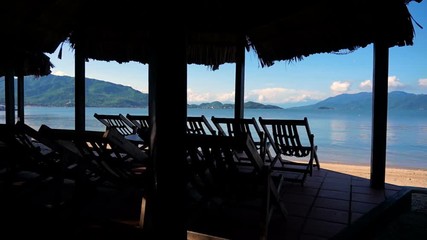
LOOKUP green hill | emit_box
[0,75,281,109]
[0,75,148,108]
[188,101,282,109]
[3,76,423,110]
[291,91,427,111]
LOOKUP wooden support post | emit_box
[235,43,245,119]
[370,42,389,189]
[146,30,188,239]
[75,45,86,132]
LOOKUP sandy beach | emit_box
[321,162,427,188]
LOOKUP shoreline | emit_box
[320,162,427,188]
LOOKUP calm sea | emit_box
[2,106,426,169]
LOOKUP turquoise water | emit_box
[1,106,426,169]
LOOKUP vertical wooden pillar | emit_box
[234,43,245,119]
[146,31,188,239]
[75,45,86,132]
[17,75,24,122]
[5,70,15,126]
[370,42,389,189]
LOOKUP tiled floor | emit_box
[265,167,406,240]
[187,166,416,240]
[0,162,419,240]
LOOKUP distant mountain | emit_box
[0,75,281,109]
[0,75,148,108]
[291,91,427,111]
[1,76,424,110]
[188,101,282,109]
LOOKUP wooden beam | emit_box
[5,70,15,126]
[146,30,188,239]
[370,42,389,189]
[234,44,245,119]
[17,75,24,122]
[75,45,85,132]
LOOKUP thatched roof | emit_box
[1,0,68,76]
[64,0,421,70]
[1,0,423,70]
[0,51,53,77]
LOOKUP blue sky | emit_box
[46,1,427,108]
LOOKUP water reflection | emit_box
[2,107,426,169]
[330,119,347,144]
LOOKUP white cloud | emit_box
[388,76,404,89]
[187,87,326,105]
[330,81,351,94]
[245,88,325,104]
[51,70,67,76]
[216,92,235,102]
[359,80,372,90]
[187,88,211,102]
[358,76,405,92]
[418,78,427,87]
[187,89,234,103]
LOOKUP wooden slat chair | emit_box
[74,128,151,228]
[12,121,65,177]
[39,125,152,228]
[125,114,150,151]
[94,113,137,137]
[186,115,217,135]
[94,113,146,150]
[2,121,72,208]
[211,116,273,164]
[37,125,107,185]
[126,114,150,130]
[185,133,287,240]
[73,127,150,188]
[186,115,217,162]
[258,117,320,185]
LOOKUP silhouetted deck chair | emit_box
[72,127,150,187]
[211,116,273,164]
[185,133,287,239]
[94,113,137,136]
[125,114,150,130]
[1,121,72,208]
[39,124,149,187]
[37,125,106,185]
[186,115,216,135]
[38,125,152,228]
[186,115,217,161]
[75,127,151,227]
[13,121,68,177]
[125,114,150,151]
[258,117,320,184]
[94,113,146,150]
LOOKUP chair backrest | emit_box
[186,115,216,135]
[94,113,136,136]
[185,133,287,239]
[211,116,273,162]
[126,114,150,129]
[187,133,264,171]
[211,116,264,145]
[258,117,314,157]
[185,133,266,202]
[124,114,151,150]
[11,121,63,174]
[73,127,149,185]
[38,124,83,158]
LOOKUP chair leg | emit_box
[314,147,320,170]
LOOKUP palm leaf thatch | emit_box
[61,0,420,70]
[0,51,53,77]
[1,0,422,71]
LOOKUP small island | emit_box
[187,101,282,109]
